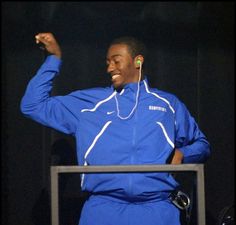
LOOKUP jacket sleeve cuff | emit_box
[177,146,209,163]
[43,55,62,73]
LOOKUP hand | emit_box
[170,148,184,164]
[35,32,62,59]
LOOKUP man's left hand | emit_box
[170,149,184,164]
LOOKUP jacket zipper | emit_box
[128,105,138,197]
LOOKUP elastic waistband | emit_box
[88,191,172,204]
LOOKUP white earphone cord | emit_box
[115,62,142,120]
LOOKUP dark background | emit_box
[2,2,234,225]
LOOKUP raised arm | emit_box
[20,33,77,135]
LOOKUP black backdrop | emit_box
[2,2,234,225]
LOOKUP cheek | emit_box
[121,63,133,73]
[124,65,136,77]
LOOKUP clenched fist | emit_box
[35,32,62,59]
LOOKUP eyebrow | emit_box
[106,54,122,61]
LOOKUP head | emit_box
[106,36,146,89]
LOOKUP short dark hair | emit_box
[109,36,147,59]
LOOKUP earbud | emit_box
[136,59,142,65]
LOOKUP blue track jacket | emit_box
[21,55,210,202]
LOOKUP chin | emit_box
[113,82,123,91]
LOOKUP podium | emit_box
[51,164,206,225]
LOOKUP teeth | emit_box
[112,75,120,80]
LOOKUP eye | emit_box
[106,60,111,67]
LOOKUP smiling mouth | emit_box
[111,74,121,81]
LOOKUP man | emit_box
[21,33,210,225]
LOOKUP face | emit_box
[106,44,139,89]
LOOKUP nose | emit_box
[107,62,115,74]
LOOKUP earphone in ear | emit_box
[136,59,142,65]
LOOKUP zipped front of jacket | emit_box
[128,91,138,198]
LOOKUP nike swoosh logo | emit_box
[107,111,115,115]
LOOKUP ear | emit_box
[134,55,144,68]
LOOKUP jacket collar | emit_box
[112,76,149,93]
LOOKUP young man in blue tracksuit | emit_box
[20,33,210,225]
